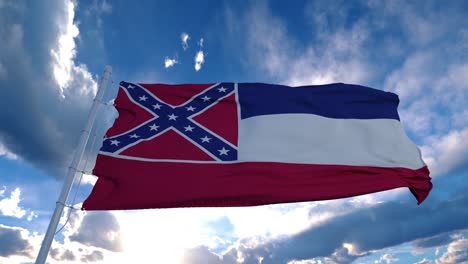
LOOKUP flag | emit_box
[83,82,432,210]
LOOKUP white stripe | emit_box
[99,151,236,163]
[237,114,425,169]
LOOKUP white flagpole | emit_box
[35,65,112,264]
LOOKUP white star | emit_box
[129,133,140,139]
[200,136,212,143]
[110,139,120,146]
[218,147,229,156]
[202,96,211,102]
[218,87,227,92]
[186,106,196,111]
[184,125,195,132]
[139,95,148,101]
[153,103,162,110]
[168,113,178,120]
[128,84,134,89]
[149,124,159,131]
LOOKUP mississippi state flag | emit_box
[83,82,432,210]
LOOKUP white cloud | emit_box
[181,32,190,50]
[26,211,38,222]
[375,253,399,264]
[420,127,468,176]
[384,52,435,101]
[194,50,205,71]
[50,1,79,93]
[164,56,178,68]
[226,2,371,86]
[0,187,26,218]
[198,38,204,47]
[0,140,18,160]
[82,173,98,186]
[50,0,97,98]
[382,48,468,178]
[416,258,433,264]
[436,238,468,264]
[384,53,468,136]
[70,200,360,263]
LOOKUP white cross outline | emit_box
[106,82,238,161]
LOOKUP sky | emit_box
[0,0,467,263]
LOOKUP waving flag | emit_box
[83,82,432,210]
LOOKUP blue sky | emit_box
[0,0,467,263]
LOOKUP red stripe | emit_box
[83,155,432,210]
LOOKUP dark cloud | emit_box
[70,211,123,252]
[0,225,33,257]
[0,0,106,178]
[412,232,457,249]
[80,250,104,263]
[50,247,76,261]
[186,196,468,263]
[241,196,468,263]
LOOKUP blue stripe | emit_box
[237,83,400,120]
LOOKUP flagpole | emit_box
[35,65,112,264]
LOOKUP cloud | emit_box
[384,52,468,137]
[80,250,104,262]
[82,173,98,186]
[224,1,371,86]
[44,208,111,263]
[50,0,81,95]
[164,56,178,68]
[415,259,433,264]
[181,32,190,50]
[0,224,34,258]
[412,232,459,250]
[0,0,100,177]
[436,238,468,264]
[382,44,468,179]
[77,0,112,70]
[0,141,17,160]
[195,50,205,71]
[0,187,26,218]
[85,0,112,16]
[375,253,399,264]
[182,246,223,264]
[50,247,76,262]
[191,196,468,263]
[70,211,123,252]
[323,247,357,264]
[198,38,204,48]
[420,127,468,177]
